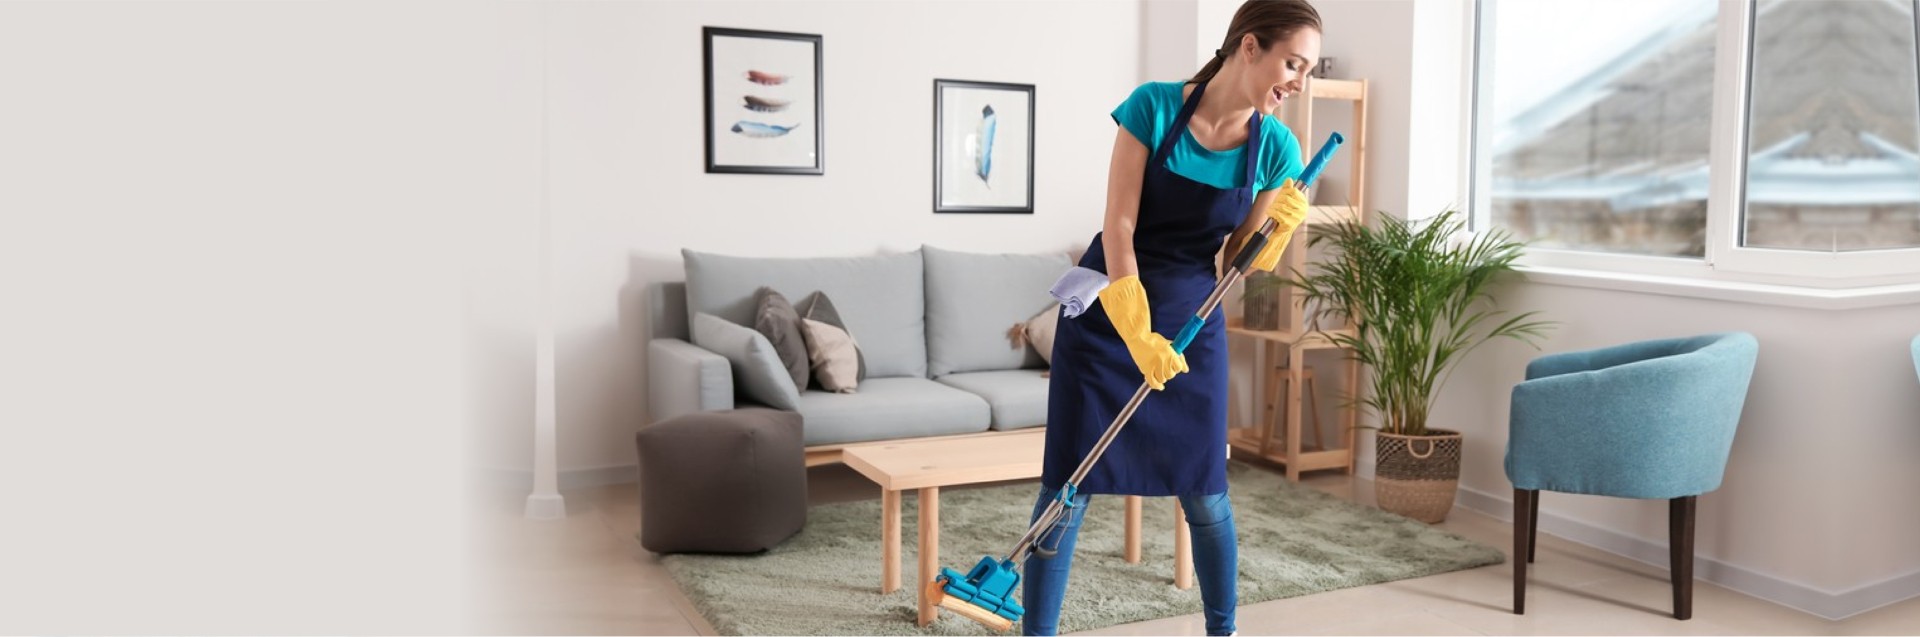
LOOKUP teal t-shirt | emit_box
[1110,81,1304,192]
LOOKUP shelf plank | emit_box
[1227,432,1353,471]
[1224,321,1355,349]
[1307,204,1359,226]
[1309,78,1365,101]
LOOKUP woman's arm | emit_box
[1102,127,1150,281]
[1223,188,1283,273]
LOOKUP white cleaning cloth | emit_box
[1048,266,1110,319]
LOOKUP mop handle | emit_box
[1006,132,1344,564]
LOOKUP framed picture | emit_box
[934,79,1035,213]
[703,27,823,175]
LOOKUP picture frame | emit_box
[703,27,824,175]
[933,79,1035,213]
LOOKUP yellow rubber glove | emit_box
[1251,178,1310,272]
[1098,275,1189,390]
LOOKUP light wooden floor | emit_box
[470,463,1915,635]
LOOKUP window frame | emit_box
[1466,0,1920,290]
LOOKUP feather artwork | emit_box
[974,104,998,184]
[731,121,802,138]
[742,95,790,113]
[745,70,789,85]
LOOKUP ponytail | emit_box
[1190,49,1229,85]
[1189,0,1322,85]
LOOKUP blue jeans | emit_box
[1019,486,1237,636]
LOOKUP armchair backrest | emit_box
[1506,332,1758,499]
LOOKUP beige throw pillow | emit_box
[799,318,861,393]
[1025,303,1060,366]
[1009,303,1061,370]
[794,291,867,382]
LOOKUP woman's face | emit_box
[1242,28,1321,115]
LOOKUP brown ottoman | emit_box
[635,408,806,554]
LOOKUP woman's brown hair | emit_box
[1190,0,1322,85]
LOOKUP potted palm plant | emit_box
[1289,209,1553,523]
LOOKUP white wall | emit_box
[469,1,1149,477]
[4,0,536,631]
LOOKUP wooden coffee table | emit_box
[842,429,1193,627]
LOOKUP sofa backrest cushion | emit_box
[923,245,1070,377]
[684,248,927,379]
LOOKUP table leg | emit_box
[1124,495,1143,563]
[1174,499,1193,590]
[882,489,901,593]
[916,486,940,627]
[1285,345,1306,482]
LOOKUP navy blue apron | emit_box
[1043,81,1259,497]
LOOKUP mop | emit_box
[926,132,1348,632]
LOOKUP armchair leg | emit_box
[1528,490,1540,563]
[1514,488,1535,615]
[1670,495,1696,620]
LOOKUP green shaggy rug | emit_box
[657,463,1503,635]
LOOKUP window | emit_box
[1471,0,1920,285]
[1743,0,1920,253]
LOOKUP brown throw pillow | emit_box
[799,318,861,393]
[752,287,809,393]
[794,291,867,382]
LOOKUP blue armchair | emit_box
[1505,332,1759,620]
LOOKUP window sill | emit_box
[1515,265,1920,310]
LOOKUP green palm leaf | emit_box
[1288,209,1556,436]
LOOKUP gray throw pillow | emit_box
[690,312,801,410]
[795,291,867,382]
[753,287,809,392]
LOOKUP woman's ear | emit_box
[1241,33,1260,58]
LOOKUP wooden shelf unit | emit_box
[1230,77,1367,481]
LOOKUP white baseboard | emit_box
[1453,484,1920,620]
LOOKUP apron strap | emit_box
[1243,111,1263,190]
[1161,82,1266,192]
[1156,82,1208,165]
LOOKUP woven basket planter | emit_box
[1374,429,1462,523]
[1241,273,1283,331]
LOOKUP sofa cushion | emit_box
[923,246,1070,377]
[795,377,990,446]
[685,249,926,379]
[691,312,800,410]
[934,369,1049,432]
[753,287,809,392]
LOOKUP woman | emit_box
[1027,1,1322,635]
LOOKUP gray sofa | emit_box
[646,246,1069,460]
